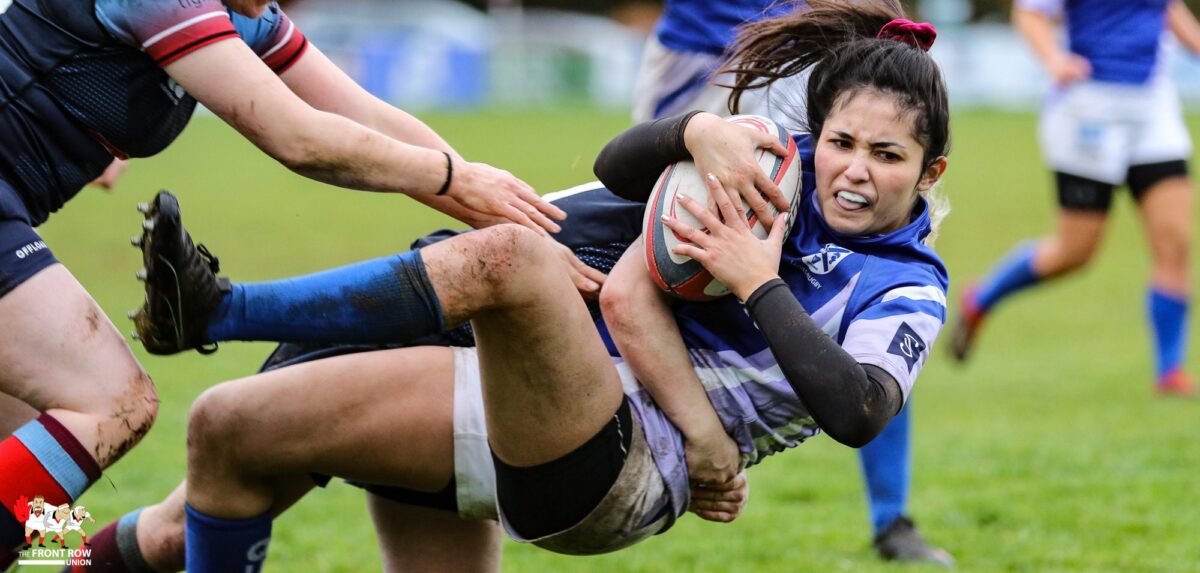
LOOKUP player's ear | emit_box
[917,156,947,192]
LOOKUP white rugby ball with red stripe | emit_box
[643,115,802,301]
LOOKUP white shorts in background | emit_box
[1039,77,1193,184]
[632,36,765,122]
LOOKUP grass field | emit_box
[21,109,1200,572]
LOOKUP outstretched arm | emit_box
[163,40,562,234]
[1169,0,1200,55]
[278,45,563,231]
[600,241,741,490]
[1012,2,1091,85]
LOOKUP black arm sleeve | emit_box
[592,110,702,202]
[744,279,904,448]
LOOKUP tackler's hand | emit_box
[90,158,129,192]
[546,238,606,299]
[444,159,566,236]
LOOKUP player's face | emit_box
[813,91,945,236]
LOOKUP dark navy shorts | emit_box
[0,179,58,298]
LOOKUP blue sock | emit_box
[185,504,272,573]
[860,402,911,536]
[206,250,444,344]
[975,242,1042,312]
[1148,288,1189,380]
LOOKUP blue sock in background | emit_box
[1148,288,1189,380]
[975,242,1042,312]
[860,402,912,536]
[206,250,443,344]
[185,504,272,573]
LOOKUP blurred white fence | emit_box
[2,0,1196,110]
[288,0,1200,111]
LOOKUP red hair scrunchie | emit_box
[877,18,937,52]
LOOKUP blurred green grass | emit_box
[23,109,1200,572]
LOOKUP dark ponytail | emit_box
[720,0,950,166]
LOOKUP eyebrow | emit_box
[830,130,908,150]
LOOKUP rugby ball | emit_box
[643,115,802,301]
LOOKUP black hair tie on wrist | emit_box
[436,151,454,196]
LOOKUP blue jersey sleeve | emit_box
[839,262,947,403]
[229,3,309,73]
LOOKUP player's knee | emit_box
[474,224,559,292]
[128,370,159,440]
[186,386,242,464]
[1153,227,1192,269]
[599,274,636,324]
[96,370,158,463]
[1058,242,1100,272]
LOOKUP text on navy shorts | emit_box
[0,179,59,298]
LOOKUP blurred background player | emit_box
[631,0,953,564]
[951,0,1200,397]
[0,0,563,561]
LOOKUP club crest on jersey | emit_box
[887,322,926,372]
[801,244,853,275]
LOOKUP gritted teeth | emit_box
[837,190,869,205]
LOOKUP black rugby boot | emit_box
[873,516,955,567]
[129,190,229,355]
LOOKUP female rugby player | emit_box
[951,0,1200,398]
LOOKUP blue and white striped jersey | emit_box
[600,133,949,520]
[1017,0,1172,84]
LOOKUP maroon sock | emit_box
[69,521,122,572]
[67,513,154,573]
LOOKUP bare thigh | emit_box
[187,346,458,517]
[0,265,156,466]
[369,494,501,573]
[1137,176,1193,291]
[420,226,624,467]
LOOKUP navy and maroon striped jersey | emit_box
[0,0,307,225]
